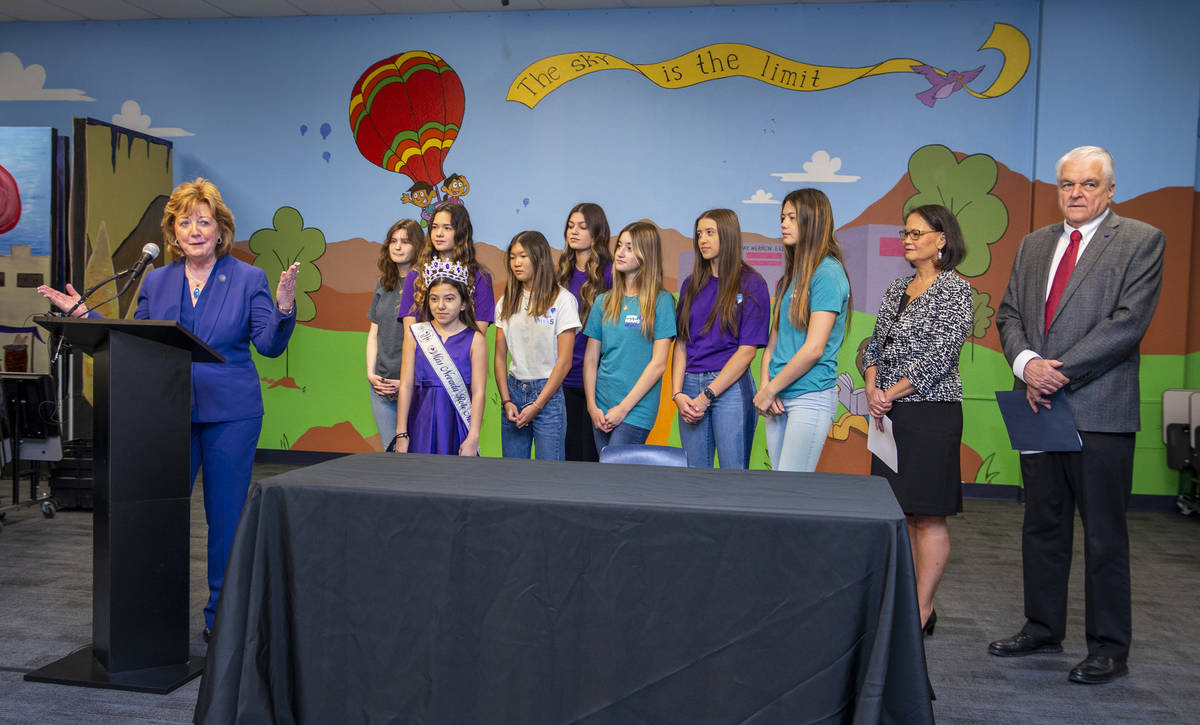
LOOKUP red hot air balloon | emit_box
[0,162,21,235]
[350,51,465,187]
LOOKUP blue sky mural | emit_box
[0,4,1050,247]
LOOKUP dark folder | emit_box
[995,389,1082,452]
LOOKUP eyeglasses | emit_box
[897,228,939,241]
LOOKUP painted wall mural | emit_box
[506,22,1029,108]
[351,51,469,226]
[1,0,1197,495]
[66,118,173,435]
[0,127,57,375]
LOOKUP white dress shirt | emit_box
[1012,212,1109,381]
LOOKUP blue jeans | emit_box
[593,421,652,454]
[369,385,398,450]
[678,369,757,469]
[764,387,838,472]
[500,375,566,460]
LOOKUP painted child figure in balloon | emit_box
[440,173,470,205]
[401,182,439,227]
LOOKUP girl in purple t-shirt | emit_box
[672,209,770,468]
[555,202,613,461]
[398,202,495,337]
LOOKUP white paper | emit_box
[867,415,899,474]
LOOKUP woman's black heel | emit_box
[922,609,937,636]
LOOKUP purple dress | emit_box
[408,326,476,455]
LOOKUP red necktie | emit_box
[1044,229,1082,333]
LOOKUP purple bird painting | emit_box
[911,64,985,107]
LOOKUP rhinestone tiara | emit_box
[423,258,470,286]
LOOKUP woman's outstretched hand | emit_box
[37,284,88,317]
[277,262,300,313]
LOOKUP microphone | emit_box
[62,242,161,317]
[128,243,161,280]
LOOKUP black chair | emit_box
[1163,389,1200,515]
[599,443,688,468]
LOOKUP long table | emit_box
[194,453,933,724]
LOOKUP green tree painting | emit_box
[969,286,995,361]
[903,144,1008,278]
[249,206,325,378]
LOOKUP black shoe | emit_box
[988,631,1063,657]
[922,609,937,637]
[1069,655,1128,684]
[203,627,212,643]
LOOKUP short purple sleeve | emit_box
[473,268,495,323]
[737,268,771,348]
[397,272,418,321]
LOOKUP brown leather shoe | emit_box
[988,631,1063,657]
[1068,655,1128,684]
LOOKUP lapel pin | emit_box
[219,274,227,282]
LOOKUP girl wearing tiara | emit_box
[583,221,676,450]
[494,231,581,460]
[393,259,487,456]
[398,202,495,335]
[556,203,613,461]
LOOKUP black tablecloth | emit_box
[194,453,932,724]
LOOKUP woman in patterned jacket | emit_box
[863,204,972,637]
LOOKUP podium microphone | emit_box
[63,243,161,317]
[128,243,161,280]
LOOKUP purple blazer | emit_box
[133,255,296,422]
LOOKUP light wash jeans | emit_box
[764,387,838,472]
[369,385,398,449]
[500,375,566,460]
[593,421,652,455]
[678,369,757,469]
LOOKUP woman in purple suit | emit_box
[39,178,299,641]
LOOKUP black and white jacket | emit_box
[862,270,973,403]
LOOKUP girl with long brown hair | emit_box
[582,221,675,450]
[366,219,423,448]
[397,202,494,335]
[753,189,851,472]
[671,209,770,468]
[557,202,613,461]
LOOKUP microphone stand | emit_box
[51,265,146,365]
[62,267,136,318]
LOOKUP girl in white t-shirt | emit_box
[494,231,581,459]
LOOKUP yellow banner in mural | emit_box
[507,22,1028,109]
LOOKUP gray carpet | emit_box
[1,466,1198,724]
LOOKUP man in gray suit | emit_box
[989,146,1163,684]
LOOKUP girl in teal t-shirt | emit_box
[754,189,851,472]
[583,221,676,451]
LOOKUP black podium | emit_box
[27,316,223,693]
